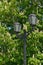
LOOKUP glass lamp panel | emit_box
[31,16,36,25]
[18,24,21,32]
[14,25,16,31]
[29,16,32,24]
[14,22,21,32]
[15,24,19,32]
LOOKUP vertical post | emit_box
[23,30,26,65]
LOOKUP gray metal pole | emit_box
[23,30,26,65]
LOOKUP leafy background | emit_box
[0,0,43,65]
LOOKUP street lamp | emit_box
[13,14,37,65]
[14,22,26,65]
[29,13,37,62]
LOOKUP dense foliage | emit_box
[0,0,43,65]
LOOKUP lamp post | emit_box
[14,22,26,65]
[23,30,26,65]
[14,14,37,65]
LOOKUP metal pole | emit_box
[23,30,26,65]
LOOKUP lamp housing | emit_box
[29,14,37,25]
[14,22,22,32]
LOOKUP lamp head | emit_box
[14,22,22,33]
[29,14,37,26]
